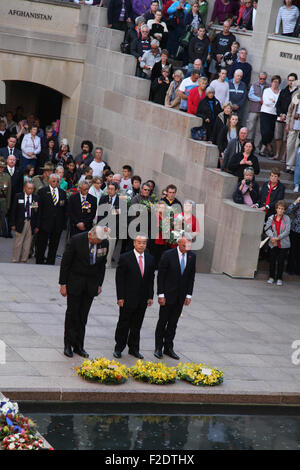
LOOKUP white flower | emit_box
[9,443,16,450]
[202,368,212,376]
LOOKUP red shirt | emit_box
[274,216,283,249]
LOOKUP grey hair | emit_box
[206,86,215,95]
[151,39,160,47]
[135,15,145,25]
[234,68,244,76]
[141,24,149,31]
[78,179,90,188]
[244,167,254,174]
[49,173,59,181]
[184,199,196,206]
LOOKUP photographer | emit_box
[150,66,170,104]
[232,167,259,206]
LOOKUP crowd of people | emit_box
[103,0,300,285]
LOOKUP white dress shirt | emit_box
[134,249,144,275]
[158,248,192,299]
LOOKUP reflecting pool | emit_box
[23,404,300,450]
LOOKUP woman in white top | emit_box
[260,75,281,158]
[89,176,103,224]
[147,10,168,49]
[275,0,299,36]
[21,125,41,171]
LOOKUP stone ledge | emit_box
[3,389,300,405]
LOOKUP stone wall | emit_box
[73,6,265,277]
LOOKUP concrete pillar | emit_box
[247,0,282,74]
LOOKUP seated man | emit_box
[139,39,161,79]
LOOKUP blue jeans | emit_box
[294,146,300,186]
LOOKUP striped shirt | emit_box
[275,5,299,34]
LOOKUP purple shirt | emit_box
[132,0,152,18]
[211,0,237,24]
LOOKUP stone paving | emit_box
[0,236,299,404]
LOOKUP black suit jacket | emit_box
[59,232,108,297]
[157,248,196,305]
[37,185,67,233]
[68,192,97,233]
[98,194,120,238]
[4,167,24,199]
[0,147,23,166]
[10,192,39,234]
[116,250,155,310]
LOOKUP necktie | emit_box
[9,148,13,155]
[81,197,86,210]
[180,253,185,275]
[51,189,58,206]
[138,255,144,277]
[25,196,30,220]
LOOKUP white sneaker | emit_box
[294,185,299,193]
[267,278,274,284]
[277,279,283,286]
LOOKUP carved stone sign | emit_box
[280,51,300,61]
[8,9,53,21]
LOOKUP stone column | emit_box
[250,0,282,74]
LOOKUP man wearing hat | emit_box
[59,225,109,358]
[0,158,11,234]
[32,162,54,194]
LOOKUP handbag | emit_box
[120,41,130,54]
[191,126,207,141]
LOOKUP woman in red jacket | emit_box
[187,76,208,115]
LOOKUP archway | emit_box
[4,80,63,130]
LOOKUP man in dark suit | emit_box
[59,225,109,358]
[4,155,24,237]
[114,234,155,359]
[0,135,23,167]
[68,180,97,237]
[154,236,196,360]
[10,181,39,263]
[98,181,121,267]
[36,173,67,265]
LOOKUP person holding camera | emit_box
[150,66,171,104]
[232,167,259,206]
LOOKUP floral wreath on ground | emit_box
[128,360,177,385]
[176,363,224,386]
[0,398,52,450]
[75,357,128,384]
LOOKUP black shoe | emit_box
[113,350,122,359]
[164,349,180,360]
[64,345,73,358]
[128,350,144,359]
[154,349,163,359]
[73,348,89,358]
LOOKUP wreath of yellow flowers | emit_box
[75,357,128,385]
[176,363,224,386]
[128,360,177,385]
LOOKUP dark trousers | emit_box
[287,230,300,275]
[64,292,94,350]
[35,228,62,265]
[260,112,277,146]
[155,301,184,351]
[269,247,288,280]
[114,301,147,353]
